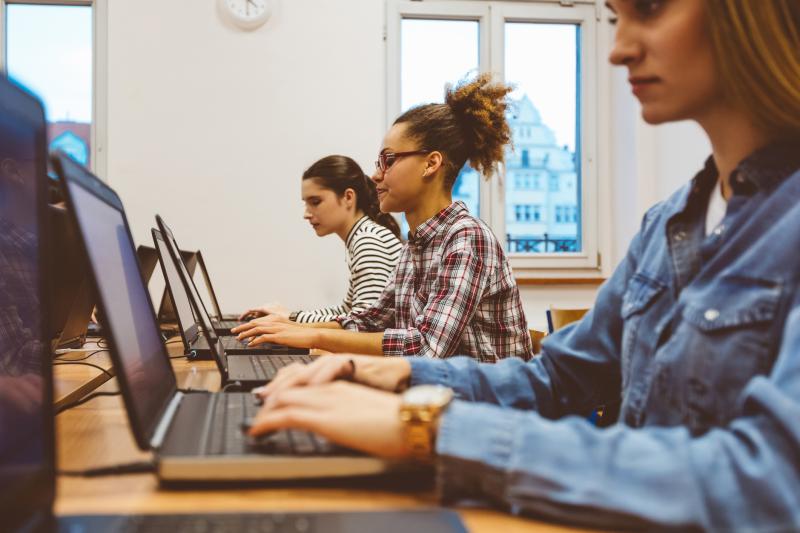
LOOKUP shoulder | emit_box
[440,212,503,263]
[350,219,403,257]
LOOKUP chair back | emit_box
[547,307,590,333]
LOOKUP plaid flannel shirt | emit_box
[337,202,533,362]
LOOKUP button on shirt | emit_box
[409,142,800,530]
[338,202,533,361]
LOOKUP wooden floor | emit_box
[53,341,591,533]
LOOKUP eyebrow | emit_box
[604,1,617,13]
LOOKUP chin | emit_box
[639,102,689,126]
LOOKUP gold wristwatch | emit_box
[399,385,454,460]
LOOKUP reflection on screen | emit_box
[67,180,175,439]
[154,232,199,337]
[0,82,49,527]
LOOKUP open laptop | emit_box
[0,77,464,532]
[137,243,200,326]
[48,203,95,350]
[52,150,404,483]
[153,218,309,358]
[195,250,249,323]
[154,227,311,385]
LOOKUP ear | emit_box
[343,188,357,208]
[424,151,444,178]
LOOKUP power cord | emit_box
[58,460,155,477]
[96,338,109,349]
[55,390,121,414]
[53,349,108,362]
[53,361,113,378]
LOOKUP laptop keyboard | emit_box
[203,392,338,456]
[248,354,314,381]
[70,513,322,533]
[214,319,242,329]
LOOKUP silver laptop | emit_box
[52,151,401,482]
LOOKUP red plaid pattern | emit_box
[338,202,533,362]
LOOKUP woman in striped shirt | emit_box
[234,75,533,361]
[238,155,402,323]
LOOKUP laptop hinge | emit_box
[150,391,183,450]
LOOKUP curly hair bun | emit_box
[445,73,514,178]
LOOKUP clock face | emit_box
[220,0,271,29]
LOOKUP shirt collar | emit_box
[407,201,468,246]
[681,140,800,216]
[345,215,370,248]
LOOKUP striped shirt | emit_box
[292,216,402,323]
[337,202,533,362]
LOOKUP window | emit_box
[389,0,600,270]
[1,0,106,173]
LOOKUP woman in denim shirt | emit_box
[247,0,800,529]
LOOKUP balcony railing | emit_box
[507,233,578,253]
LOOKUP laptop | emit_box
[52,151,406,483]
[137,244,199,325]
[195,250,249,324]
[48,202,95,350]
[0,78,465,532]
[153,217,309,357]
[153,227,311,385]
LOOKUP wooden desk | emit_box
[55,348,588,533]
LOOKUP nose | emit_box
[371,168,384,183]
[303,206,312,219]
[608,20,642,67]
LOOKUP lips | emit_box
[376,188,388,199]
[629,76,660,97]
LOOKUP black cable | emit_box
[58,460,155,477]
[169,354,186,359]
[221,381,243,392]
[55,390,121,414]
[53,349,108,362]
[53,360,113,378]
[96,338,109,349]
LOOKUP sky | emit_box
[401,18,578,152]
[6,4,93,123]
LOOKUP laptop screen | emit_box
[156,217,226,360]
[54,153,176,449]
[152,230,202,342]
[0,77,55,531]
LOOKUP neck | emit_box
[405,187,453,236]
[336,210,365,242]
[696,105,772,200]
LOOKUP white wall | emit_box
[103,0,711,323]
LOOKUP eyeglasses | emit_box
[374,150,431,172]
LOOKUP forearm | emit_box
[434,388,800,531]
[304,321,343,330]
[314,329,385,355]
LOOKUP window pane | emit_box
[7,4,93,167]
[504,22,580,254]
[399,18,480,236]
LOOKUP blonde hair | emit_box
[705,0,800,139]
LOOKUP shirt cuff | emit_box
[434,400,516,504]
[336,316,359,331]
[409,357,450,387]
[382,328,422,356]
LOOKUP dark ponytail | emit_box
[302,155,401,238]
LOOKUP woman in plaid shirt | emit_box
[234,74,533,362]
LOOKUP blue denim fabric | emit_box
[409,143,800,530]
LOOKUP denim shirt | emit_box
[409,142,800,531]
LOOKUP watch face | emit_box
[221,0,271,28]
[404,385,454,407]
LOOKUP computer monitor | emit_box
[0,76,56,532]
[52,151,176,450]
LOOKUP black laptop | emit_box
[48,203,95,350]
[153,227,312,385]
[195,249,249,324]
[137,244,199,325]
[0,74,465,532]
[153,217,309,358]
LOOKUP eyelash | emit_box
[607,0,664,25]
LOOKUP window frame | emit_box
[387,0,606,274]
[0,0,108,178]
